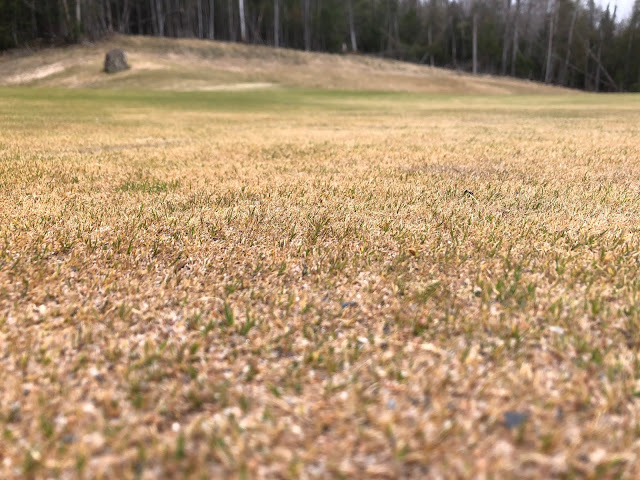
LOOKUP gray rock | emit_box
[8,402,21,422]
[504,411,529,429]
[104,49,130,74]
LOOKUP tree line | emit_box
[1,0,639,91]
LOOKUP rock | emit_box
[104,49,130,74]
[8,403,21,422]
[504,410,529,429]
[549,325,565,335]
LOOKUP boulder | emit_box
[104,49,130,74]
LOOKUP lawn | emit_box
[1,86,640,478]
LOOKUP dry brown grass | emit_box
[0,35,570,94]
[1,86,640,479]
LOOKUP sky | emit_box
[598,0,635,20]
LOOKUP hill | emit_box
[0,35,570,94]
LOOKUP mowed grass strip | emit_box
[1,87,640,478]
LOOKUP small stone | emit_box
[89,366,104,382]
[8,403,21,422]
[83,431,105,450]
[589,448,607,464]
[504,411,529,429]
[549,325,565,335]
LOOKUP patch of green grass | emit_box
[116,176,180,194]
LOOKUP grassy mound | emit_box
[0,35,570,94]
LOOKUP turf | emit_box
[1,86,640,478]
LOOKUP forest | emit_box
[1,0,639,91]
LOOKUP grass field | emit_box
[1,84,640,479]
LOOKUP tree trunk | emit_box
[136,1,143,33]
[348,0,357,52]
[154,0,164,36]
[228,0,236,41]
[523,0,534,58]
[595,24,603,91]
[586,42,618,90]
[559,6,577,86]
[584,39,590,89]
[274,0,279,47]
[460,15,466,60]
[150,0,157,35]
[208,0,214,39]
[511,0,520,76]
[105,0,113,32]
[238,0,247,42]
[164,0,173,37]
[61,0,72,36]
[450,17,457,69]
[120,0,130,33]
[303,0,310,51]
[623,18,636,89]
[10,13,18,46]
[544,1,555,83]
[501,0,511,75]
[428,24,434,66]
[195,0,202,37]
[31,2,38,37]
[472,13,478,74]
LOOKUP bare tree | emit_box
[595,7,605,91]
[274,0,279,47]
[544,0,556,83]
[473,12,478,74]
[501,0,511,75]
[228,0,235,41]
[450,16,457,68]
[623,6,639,86]
[208,0,215,39]
[303,0,310,51]
[154,0,164,36]
[119,0,130,33]
[559,3,577,86]
[511,0,520,76]
[196,0,203,37]
[75,0,81,26]
[428,24,434,66]
[348,0,357,51]
[60,0,71,35]
[238,0,246,42]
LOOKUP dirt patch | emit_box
[195,82,276,91]
[5,62,65,84]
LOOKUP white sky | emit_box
[598,0,635,20]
